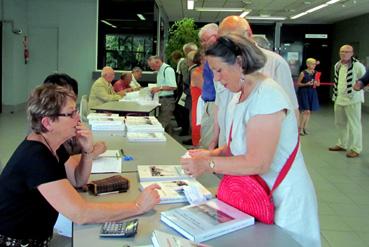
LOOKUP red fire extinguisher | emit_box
[23,36,29,64]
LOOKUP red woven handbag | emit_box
[217,123,300,224]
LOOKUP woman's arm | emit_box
[64,123,95,187]
[38,179,160,224]
[181,111,285,177]
[296,72,308,87]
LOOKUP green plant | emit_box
[165,18,199,65]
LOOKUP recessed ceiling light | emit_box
[137,14,146,21]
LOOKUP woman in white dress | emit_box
[180,34,320,247]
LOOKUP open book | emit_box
[161,199,255,243]
[140,180,212,204]
[137,165,190,182]
[91,150,122,173]
[152,230,210,247]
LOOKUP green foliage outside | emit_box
[165,18,199,66]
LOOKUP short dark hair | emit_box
[27,84,76,133]
[43,73,78,96]
[205,34,266,74]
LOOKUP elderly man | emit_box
[130,67,143,90]
[113,72,133,94]
[88,66,122,108]
[208,16,299,149]
[329,45,366,158]
[198,23,219,148]
[147,55,177,132]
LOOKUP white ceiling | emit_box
[156,0,369,24]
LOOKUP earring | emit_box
[240,74,245,85]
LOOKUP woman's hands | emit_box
[135,184,161,214]
[75,122,94,154]
[180,149,212,177]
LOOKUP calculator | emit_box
[100,219,139,237]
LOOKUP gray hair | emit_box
[27,84,76,133]
[205,33,266,75]
[147,55,162,62]
[183,42,198,55]
[132,66,142,73]
[198,23,218,39]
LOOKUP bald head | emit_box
[219,16,253,38]
[101,66,115,83]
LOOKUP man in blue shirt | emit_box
[198,23,218,148]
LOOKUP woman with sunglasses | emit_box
[0,84,160,246]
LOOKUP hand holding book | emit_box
[135,183,161,214]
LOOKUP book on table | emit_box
[125,116,164,133]
[91,150,122,173]
[87,113,120,120]
[140,179,212,204]
[88,115,125,131]
[152,230,210,247]
[160,198,255,243]
[137,165,190,182]
[127,132,166,142]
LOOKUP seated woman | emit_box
[180,34,320,247]
[113,72,134,96]
[0,84,160,246]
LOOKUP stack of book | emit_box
[160,198,255,242]
[87,113,125,131]
[125,116,164,133]
[137,165,212,204]
[125,116,165,142]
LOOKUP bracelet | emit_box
[82,149,93,155]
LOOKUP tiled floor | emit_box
[1,103,369,247]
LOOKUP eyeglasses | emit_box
[55,109,79,119]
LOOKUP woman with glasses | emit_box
[0,84,160,246]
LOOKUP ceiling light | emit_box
[187,0,194,10]
[101,20,117,28]
[240,10,251,18]
[291,0,342,19]
[247,16,287,20]
[137,14,146,21]
[195,7,244,12]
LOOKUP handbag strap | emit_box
[227,122,300,194]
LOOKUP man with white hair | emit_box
[130,66,143,90]
[198,23,219,148]
[209,16,299,149]
[88,66,122,108]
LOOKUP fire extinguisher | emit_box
[23,36,29,64]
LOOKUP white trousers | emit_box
[334,102,362,153]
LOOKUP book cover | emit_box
[160,199,255,242]
[140,180,212,204]
[127,132,166,142]
[87,113,120,120]
[137,165,190,182]
[152,230,210,247]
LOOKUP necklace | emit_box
[40,134,58,159]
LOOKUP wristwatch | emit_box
[209,159,216,170]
